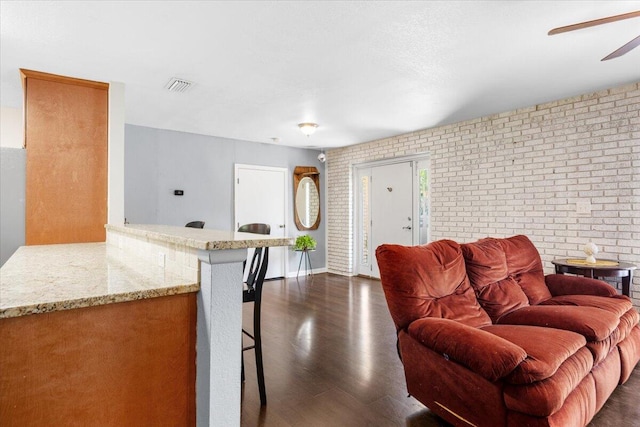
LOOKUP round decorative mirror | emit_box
[294,166,320,230]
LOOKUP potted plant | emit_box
[294,234,317,251]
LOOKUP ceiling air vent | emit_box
[165,77,193,93]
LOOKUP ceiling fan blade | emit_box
[548,10,640,35]
[601,34,640,60]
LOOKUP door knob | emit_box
[402,226,412,230]
[279,224,286,228]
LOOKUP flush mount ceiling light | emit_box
[165,77,193,93]
[298,122,319,136]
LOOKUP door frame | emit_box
[234,163,289,278]
[352,153,430,276]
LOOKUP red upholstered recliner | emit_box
[376,238,640,427]
[461,235,640,384]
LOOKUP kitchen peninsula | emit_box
[0,224,293,426]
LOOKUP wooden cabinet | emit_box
[22,69,108,245]
[0,293,197,426]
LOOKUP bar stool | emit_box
[238,223,270,405]
[185,221,205,228]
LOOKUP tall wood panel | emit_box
[22,69,108,245]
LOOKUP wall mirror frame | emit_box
[293,166,321,231]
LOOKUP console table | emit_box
[552,258,636,297]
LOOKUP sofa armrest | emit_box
[545,274,617,297]
[407,318,527,382]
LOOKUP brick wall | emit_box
[326,82,640,306]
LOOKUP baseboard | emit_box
[285,267,328,278]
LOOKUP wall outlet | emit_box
[576,200,591,215]
[158,252,165,267]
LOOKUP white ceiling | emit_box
[1,1,639,149]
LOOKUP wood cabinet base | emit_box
[0,293,197,426]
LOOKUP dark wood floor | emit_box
[241,273,640,426]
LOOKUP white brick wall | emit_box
[327,82,640,307]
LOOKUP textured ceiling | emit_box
[1,1,639,148]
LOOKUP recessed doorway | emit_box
[234,164,288,279]
[354,155,430,278]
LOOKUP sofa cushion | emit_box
[498,235,553,304]
[586,330,620,365]
[482,324,587,384]
[503,347,593,417]
[497,305,619,342]
[462,238,530,321]
[461,237,508,287]
[498,235,543,273]
[507,374,597,427]
[475,277,530,322]
[591,349,621,412]
[376,240,492,331]
[619,325,640,384]
[620,308,640,341]
[541,295,634,357]
[513,271,552,305]
[540,294,632,317]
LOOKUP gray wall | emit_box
[0,148,25,266]
[125,125,327,274]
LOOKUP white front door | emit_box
[356,161,414,278]
[234,164,288,279]
[370,162,414,278]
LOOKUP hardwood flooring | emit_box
[241,273,640,426]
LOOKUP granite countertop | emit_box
[106,224,294,250]
[1,225,294,319]
[0,243,199,319]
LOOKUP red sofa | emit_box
[376,236,640,427]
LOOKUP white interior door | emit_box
[368,162,414,278]
[234,164,287,279]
